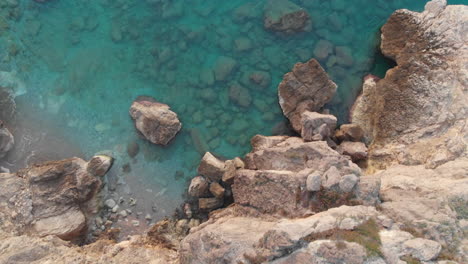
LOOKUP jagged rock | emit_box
[197,152,225,182]
[87,155,113,177]
[235,137,376,217]
[335,123,364,142]
[300,111,337,141]
[129,96,182,146]
[0,230,178,263]
[188,176,209,198]
[351,1,468,169]
[179,205,380,264]
[278,59,337,132]
[263,0,311,34]
[0,156,110,241]
[337,141,368,162]
[0,121,14,159]
[403,238,442,261]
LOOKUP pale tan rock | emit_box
[129,96,182,146]
[197,152,225,182]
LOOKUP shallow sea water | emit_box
[1,0,467,223]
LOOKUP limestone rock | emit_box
[351,2,468,169]
[0,156,110,241]
[197,152,225,182]
[300,111,337,141]
[403,238,442,261]
[188,176,209,198]
[0,121,14,159]
[129,96,182,146]
[263,0,311,34]
[209,182,225,198]
[179,205,379,264]
[278,59,337,132]
[306,171,321,192]
[337,141,368,162]
[339,174,358,193]
[199,197,223,211]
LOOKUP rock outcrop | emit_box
[263,0,311,34]
[278,59,337,132]
[0,155,113,241]
[351,0,468,170]
[129,96,182,146]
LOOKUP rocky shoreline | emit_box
[0,0,467,263]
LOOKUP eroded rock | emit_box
[264,0,311,34]
[129,96,182,146]
[278,59,337,132]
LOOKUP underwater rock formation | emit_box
[0,121,14,159]
[0,155,112,241]
[351,0,468,170]
[263,0,311,34]
[129,96,182,146]
[278,59,337,132]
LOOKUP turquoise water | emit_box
[1,0,467,218]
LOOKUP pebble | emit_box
[145,214,152,221]
[119,210,128,217]
[112,205,119,213]
[129,198,137,206]
[105,199,116,209]
[132,220,140,227]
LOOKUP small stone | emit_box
[214,56,237,81]
[105,199,116,209]
[322,166,341,189]
[132,220,140,227]
[338,141,368,162]
[306,171,322,191]
[339,174,359,193]
[199,197,224,211]
[209,182,225,198]
[95,216,103,226]
[87,155,113,177]
[112,205,119,213]
[335,124,364,142]
[129,198,137,206]
[313,39,334,60]
[119,210,128,218]
[145,214,152,221]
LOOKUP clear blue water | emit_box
[1,0,467,219]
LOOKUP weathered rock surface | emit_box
[278,59,337,132]
[197,152,225,182]
[0,156,112,241]
[179,205,380,264]
[129,96,182,146]
[351,1,468,170]
[377,158,468,260]
[0,121,14,159]
[0,230,178,264]
[337,141,368,162]
[300,111,337,141]
[188,176,209,198]
[263,0,311,34]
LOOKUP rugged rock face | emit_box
[0,155,112,241]
[351,1,468,170]
[278,59,337,132]
[263,0,311,34]
[129,96,182,146]
[0,121,14,159]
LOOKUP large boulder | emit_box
[0,156,112,241]
[263,0,311,34]
[129,96,182,146]
[278,59,337,132]
[0,121,14,159]
[351,1,468,170]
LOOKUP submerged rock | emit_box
[129,96,182,146]
[264,0,311,34]
[0,121,14,159]
[278,59,337,132]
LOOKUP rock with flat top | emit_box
[198,152,225,182]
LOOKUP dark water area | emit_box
[1,0,467,224]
